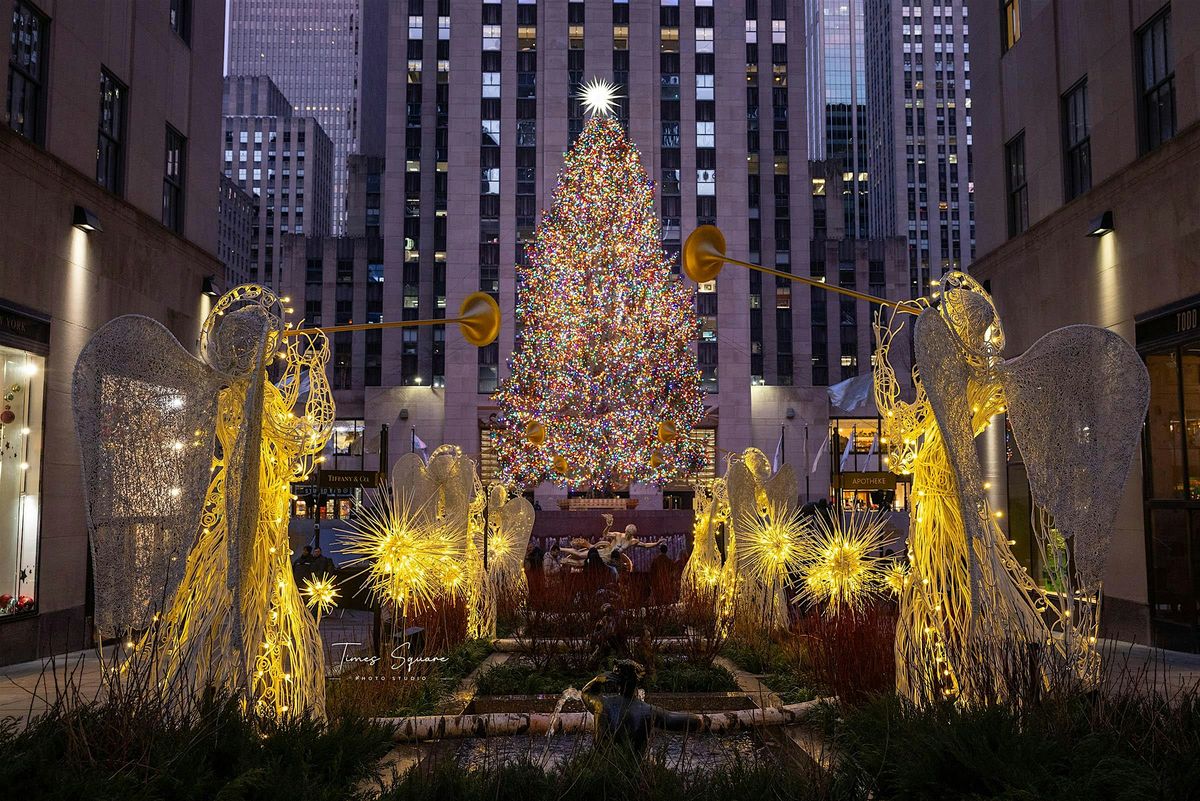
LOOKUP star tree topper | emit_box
[576,77,622,117]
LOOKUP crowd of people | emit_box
[523,524,685,607]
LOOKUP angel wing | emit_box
[490,492,534,582]
[998,325,1150,588]
[72,316,224,634]
[390,452,440,517]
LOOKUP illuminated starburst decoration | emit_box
[340,490,464,616]
[883,558,911,597]
[301,572,340,616]
[576,77,621,117]
[737,500,808,587]
[797,512,891,617]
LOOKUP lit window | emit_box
[482,72,500,98]
[772,20,786,44]
[1001,0,1020,52]
[482,24,501,50]
[696,27,713,53]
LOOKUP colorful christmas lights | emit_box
[493,116,705,489]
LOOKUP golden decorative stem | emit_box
[280,317,460,337]
[720,255,905,309]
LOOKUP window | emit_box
[0,337,45,620]
[96,69,127,194]
[1061,79,1090,200]
[169,0,191,43]
[7,0,48,142]
[162,126,187,234]
[1137,8,1175,153]
[1005,132,1028,238]
[1000,0,1020,52]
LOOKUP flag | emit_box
[412,429,428,459]
[811,430,830,475]
[772,427,784,472]
[838,429,855,471]
[866,433,879,460]
[828,372,874,414]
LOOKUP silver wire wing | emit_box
[72,315,223,634]
[998,325,1150,589]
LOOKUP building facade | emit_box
[226,0,389,233]
[866,0,976,297]
[317,0,911,509]
[968,0,1200,647]
[217,172,255,288]
[0,0,225,664]
[221,75,334,288]
[805,0,869,238]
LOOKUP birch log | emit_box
[377,698,827,741]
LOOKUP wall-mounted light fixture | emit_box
[201,275,220,297]
[1086,210,1114,237]
[399,408,409,420]
[786,407,796,419]
[72,205,102,233]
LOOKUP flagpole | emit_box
[781,424,786,466]
[411,426,416,454]
[804,424,810,504]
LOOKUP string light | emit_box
[493,116,705,489]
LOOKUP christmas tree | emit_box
[494,88,705,490]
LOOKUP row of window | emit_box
[6,1,190,234]
[1005,7,1175,239]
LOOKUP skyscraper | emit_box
[222,76,333,288]
[806,0,869,239]
[865,0,976,296]
[226,0,389,234]
[307,0,908,510]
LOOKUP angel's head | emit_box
[937,272,1004,360]
[206,306,277,376]
[742,448,773,481]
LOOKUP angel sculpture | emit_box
[874,272,1149,704]
[73,285,334,720]
[723,447,804,630]
[467,483,535,639]
[681,478,727,603]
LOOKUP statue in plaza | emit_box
[580,659,700,754]
[874,272,1150,703]
[73,285,334,720]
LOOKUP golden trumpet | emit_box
[683,225,905,309]
[281,291,502,347]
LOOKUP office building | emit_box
[866,0,976,296]
[0,0,225,664]
[226,0,390,233]
[217,173,255,288]
[222,75,334,288]
[304,0,910,510]
[968,0,1200,647]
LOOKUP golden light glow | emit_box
[798,512,890,617]
[576,77,621,117]
[300,572,339,616]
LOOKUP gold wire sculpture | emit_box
[681,479,727,602]
[73,284,334,721]
[467,483,534,640]
[723,447,802,630]
[874,273,1150,704]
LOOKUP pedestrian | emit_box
[311,546,337,576]
[293,545,315,585]
[650,543,676,604]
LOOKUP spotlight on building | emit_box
[1086,210,1114,237]
[72,205,103,233]
[201,275,220,297]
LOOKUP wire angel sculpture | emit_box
[722,447,804,630]
[73,285,334,720]
[681,478,727,603]
[874,272,1149,704]
[467,483,534,640]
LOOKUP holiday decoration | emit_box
[493,107,705,490]
[467,483,534,640]
[301,573,340,619]
[796,512,890,618]
[873,272,1150,704]
[73,284,333,720]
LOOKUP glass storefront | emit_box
[0,313,47,619]
[829,416,911,512]
[1138,296,1200,650]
